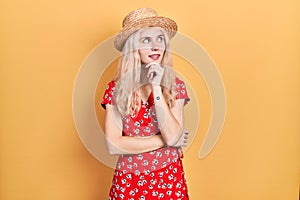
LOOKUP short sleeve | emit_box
[101,81,116,109]
[175,77,190,106]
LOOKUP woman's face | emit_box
[138,28,166,64]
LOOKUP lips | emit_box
[148,54,160,61]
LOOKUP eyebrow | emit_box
[139,34,164,39]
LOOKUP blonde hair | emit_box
[114,28,176,116]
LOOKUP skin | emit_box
[105,27,188,155]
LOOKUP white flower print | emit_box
[176,183,182,188]
[137,180,143,186]
[128,157,132,162]
[142,160,148,166]
[129,190,135,196]
[173,167,178,173]
[172,150,177,156]
[152,159,159,165]
[124,117,129,123]
[134,121,140,127]
[166,190,172,196]
[137,154,143,160]
[159,171,164,178]
[165,150,170,155]
[162,162,167,168]
[156,151,162,158]
[152,191,158,196]
[176,191,182,197]
[126,174,132,179]
[134,170,140,176]
[117,163,121,169]
[145,127,150,132]
[150,179,156,185]
[134,129,140,134]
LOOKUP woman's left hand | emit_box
[145,62,164,85]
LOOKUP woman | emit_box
[101,8,190,200]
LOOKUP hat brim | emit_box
[114,16,177,51]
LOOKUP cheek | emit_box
[138,49,147,59]
[158,43,166,51]
[138,49,150,63]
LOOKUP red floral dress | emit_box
[101,77,190,200]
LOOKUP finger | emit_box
[144,63,152,69]
[150,72,154,80]
[144,62,158,69]
[147,69,157,78]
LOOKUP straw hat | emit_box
[114,8,178,51]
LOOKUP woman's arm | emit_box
[104,104,165,155]
[152,85,185,146]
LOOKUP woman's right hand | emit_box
[172,130,189,147]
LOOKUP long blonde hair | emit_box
[114,28,176,116]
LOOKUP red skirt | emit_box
[108,158,189,200]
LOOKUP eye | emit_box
[157,35,164,43]
[141,37,150,44]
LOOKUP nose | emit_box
[151,41,160,51]
[151,46,159,51]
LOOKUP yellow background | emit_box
[1,0,299,199]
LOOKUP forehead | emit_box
[139,27,164,37]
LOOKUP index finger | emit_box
[144,62,159,68]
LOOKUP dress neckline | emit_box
[141,92,154,105]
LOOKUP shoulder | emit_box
[106,80,116,90]
[104,80,116,94]
[174,77,187,92]
[101,80,116,108]
[174,77,190,105]
[175,76,186,86]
